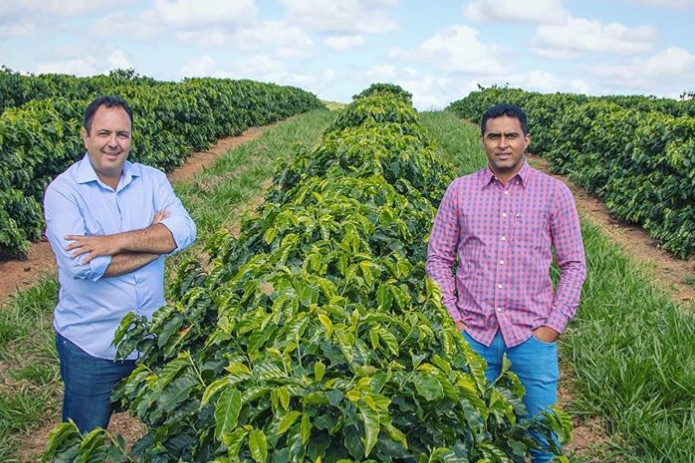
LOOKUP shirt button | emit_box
[497,284,503,289]
[502,212,507,218]
[501,236,506,241]
[497,307,503,312]
[499,259,504,264]
[504,191,509,195]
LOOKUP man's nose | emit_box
[107,134,118,146]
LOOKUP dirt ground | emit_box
[4,137,693,461]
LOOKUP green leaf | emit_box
[359,403,380,457]
[359,260,374,287]
[318,313,333,337]
[278,411,302,434]
[412,371,444,401]
[222,428,249,458]
[383,423,408,449]
[301,413,312,445]
[275,386,291,411]
[249,429,268,463]
[376,284,393,311]
[215,387,242,441]
[264,227,278,244]
[314,360,326,382]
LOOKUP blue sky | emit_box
[1,0,693,109]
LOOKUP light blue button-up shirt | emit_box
[44,155,196,360]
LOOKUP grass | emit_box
[420,110,695,463]
[0,108,335,462]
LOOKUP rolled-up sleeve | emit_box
[155,174,196,253]
[44,183,111,281]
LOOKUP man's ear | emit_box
[80,127,89,147]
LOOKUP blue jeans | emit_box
[463,330,559,463]
[56,333,136,433]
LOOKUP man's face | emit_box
[81,105,131,185]
[481,115,530,182]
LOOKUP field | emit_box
[0,84,694,462]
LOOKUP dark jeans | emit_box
[55,333,136,433]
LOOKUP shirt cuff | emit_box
[89,255,112,281]
[544,307,572,334]
[160,216,195,254]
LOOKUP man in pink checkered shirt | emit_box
[426,103,586,462]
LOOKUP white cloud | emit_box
[607,0,695,8]
[90,0,257,45]
[362,65,458,109]
[464,0,568,24]
[108,50,133,70]
[35,57,98,76]
[181,54,218,77]
[324,34,365,51]
[281,0,399,34]
[90,11,167,40]
[0,18,35,38]
[232,21,314,57]
[591,47,695,96]
[393,25,505,74]
[569,79,591,94]
[31,49,135,76]
[152,0,257,28]
[231,54,286,76]
[531,17,658,57]
[0,0,124,16]
[174,28,229,47]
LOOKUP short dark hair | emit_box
[480,103,529,136]
[83,95,133,134]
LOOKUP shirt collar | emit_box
[479,160,531,189]
[75,154,138,191]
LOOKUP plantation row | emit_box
[448,87,695,259]
[0,68,323,257]
[43,84,570,462]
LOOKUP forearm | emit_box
[116,223,176,254]
[103,252,160,277]
[65,222,176,264]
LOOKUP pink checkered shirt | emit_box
[426,162,586,347]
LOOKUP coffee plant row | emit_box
[448,86,695,259]
[42,83,571,463]
[0,67,323,257]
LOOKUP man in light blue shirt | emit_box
[43,95,196,433]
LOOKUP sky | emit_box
[0,0,694,110]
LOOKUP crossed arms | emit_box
[64,210,177,277]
